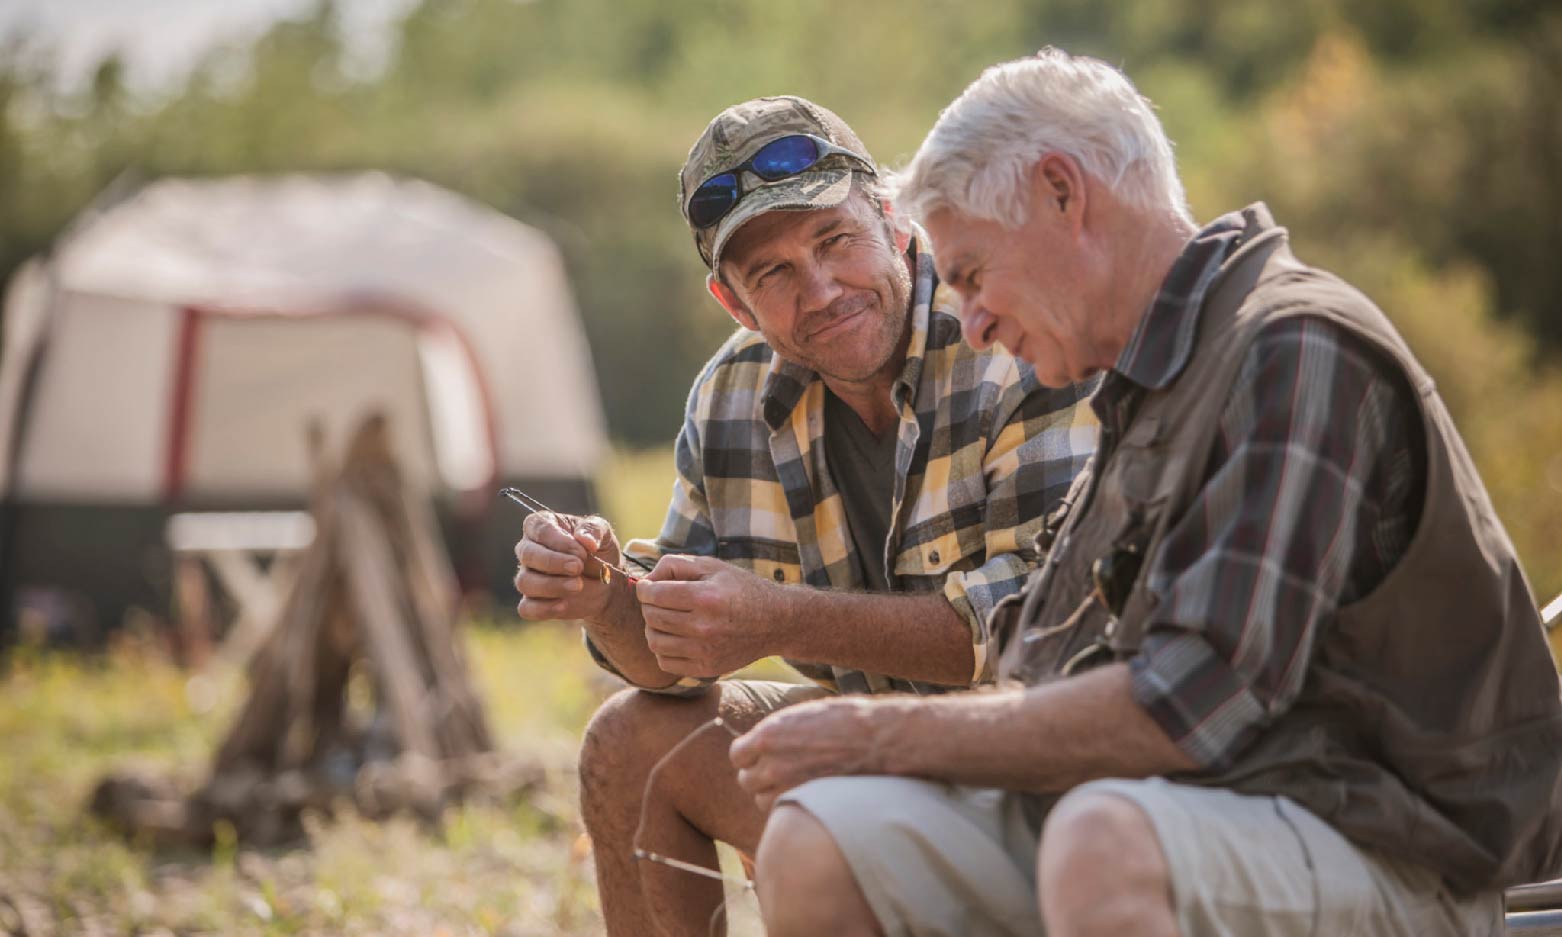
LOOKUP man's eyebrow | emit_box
[811,217,847,240]
[739,250,779,284]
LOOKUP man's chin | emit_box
[1007,338,1079,388]
[811,347,901,385]
[800,324,904,383]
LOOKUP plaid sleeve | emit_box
[943,364,1099,683]
[1128,318,1419,769]
[585,382,721,697]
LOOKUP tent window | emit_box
[417,326,493,493]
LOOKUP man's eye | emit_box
[822,233,848,249]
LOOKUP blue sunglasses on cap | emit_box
[686,133,875,230]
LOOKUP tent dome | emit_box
[1,172,606,501]
[0,173,607,630]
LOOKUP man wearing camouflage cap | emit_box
[513,95,1096,934]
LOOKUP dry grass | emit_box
[0,624,603,936]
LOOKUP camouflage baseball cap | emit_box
[679,95,877,271]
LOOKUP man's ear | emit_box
[1029,153,1087,235]
[707,273,758,331]
[882,198,914,253]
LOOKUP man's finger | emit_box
[729,731,760,768]
[737,765,787,806]
[572,515,613,553]
[516,596,572,621]
[518,539,585,577]
[514,568,583,599]
[522,512,590,559]
[644,628,700,660]
[635,579,704,612]
[653,652,721,679]
[640,606,700,637]
[650,654,706,677]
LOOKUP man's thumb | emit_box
[649,552,702,581]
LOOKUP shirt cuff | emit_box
[621,538,663,573]
[1127,630,1268,770]
[942,553,1032,686]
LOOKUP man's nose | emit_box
[960,299,997,351]
[797,261,843,312]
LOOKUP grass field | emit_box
[0,625,602,936]
[0,446,773,935]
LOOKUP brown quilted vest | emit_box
[995,205,1562,893]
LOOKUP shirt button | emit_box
[773,569,786,582]
[928,550,941,565]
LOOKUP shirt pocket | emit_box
[892,513,987,581]
[1111,415,1186,512]
[715,537,803,585]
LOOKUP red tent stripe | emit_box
[163,306,204,501]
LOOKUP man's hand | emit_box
[513,512,625,622]
[729,696,899,813]
[634,554,784,678]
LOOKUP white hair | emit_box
[895,48,1193,229]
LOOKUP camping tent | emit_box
[0,172,608,638]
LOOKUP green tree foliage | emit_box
[2,0,1559,603]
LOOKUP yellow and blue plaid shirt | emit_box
[597,242,1098,696]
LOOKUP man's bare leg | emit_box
[754,804,884,937]
[1038,789,1180,937]
[579,683,803,937]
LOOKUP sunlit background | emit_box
[1,0,1560,933]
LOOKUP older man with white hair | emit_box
[729,49,1562,936]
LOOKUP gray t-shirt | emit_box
[822,389,898,592]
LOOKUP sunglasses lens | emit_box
[750,135,822,180]
[688,173,739,228]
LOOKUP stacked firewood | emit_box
[92,415,539,846]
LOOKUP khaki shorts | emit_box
[779,775,1503,937]
[721,678,829,722]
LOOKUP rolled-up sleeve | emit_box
[1128,318,1418,769]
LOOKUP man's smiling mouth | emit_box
[806,296,874,341]
[810,309,864,340]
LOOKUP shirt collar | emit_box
[1109,210,1248,391]
[761,228,936,432]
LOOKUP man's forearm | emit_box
[872,664,1198,791]
[773,589,976,687]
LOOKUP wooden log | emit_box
[336,487,439,762]
[397,459,492,756]
[212,521,334,775]
[172,556,214,668]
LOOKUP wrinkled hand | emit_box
[633,554,783,678]
[729,697,893,813]
[513,512,624,622]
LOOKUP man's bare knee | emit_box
[755,803,882,937]
[578,688,718,825]
[1038,789,1177,937]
